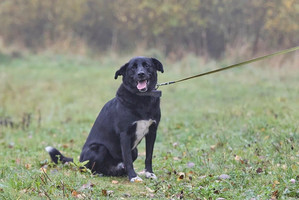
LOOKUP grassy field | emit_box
[0,53,298,199]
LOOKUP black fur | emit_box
[46,57,164,181]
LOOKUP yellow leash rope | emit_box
[156,46,299,88]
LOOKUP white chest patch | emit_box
[132,119,156,149]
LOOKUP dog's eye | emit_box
[132,64,137,69]
[142,62,149,68]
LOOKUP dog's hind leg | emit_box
[80,144,109,174]
[106,149,137,176]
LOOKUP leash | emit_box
[156,46,299,89]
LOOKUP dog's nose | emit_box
[138,72,145,78]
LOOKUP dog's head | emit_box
[114,57,164,93]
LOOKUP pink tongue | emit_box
[137,80,147,90]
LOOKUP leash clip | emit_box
[156,81,175,89]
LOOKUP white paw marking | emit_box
[145,172,157,179]
[116,162,124,170]
[130,176,143,183]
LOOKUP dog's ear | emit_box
[151,58,164,73]
[114,63,128,79]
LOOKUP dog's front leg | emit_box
[144,125,157,179]
[120,132,142,182]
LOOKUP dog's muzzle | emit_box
[137,80,148,92]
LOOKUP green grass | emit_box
[0,53,298,199]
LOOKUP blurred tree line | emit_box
[0,0,298,58]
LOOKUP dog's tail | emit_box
[45,146,73,164]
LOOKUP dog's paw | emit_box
[116,162,125,170]
[145,171,157,180]
[130,176,143,183]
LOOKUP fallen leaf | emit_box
[72,190,79,197]
[177,172,185,181]
[234,155,241,161]
[123,193,131,197]
[264,135,270,140]
[78,182,94,191]
[281,164,287,170]
[21,189,29,194]
[186,171,193,181]
[210,145,216,150]
[218,174,230,180]
[107,190,114,196]
[256,168,263,174]
[198,175,206,180]
[25,163,31,169]
[102,189,113,196]
[40,167,47,173]
[111,180,119,184]
[271,190,279,200]
[146,187,155,193]
[214,189,220,194]
[102,189,107,196]
[78,194,86,199]
[173,157,181,161]
[187,162,195,168]
[272,180,280,188]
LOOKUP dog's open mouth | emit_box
[137,80,148,92]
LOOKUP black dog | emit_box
[46,57,164,182]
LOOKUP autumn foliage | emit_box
[0,0,298,58]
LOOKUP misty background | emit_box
[0,0,298,60]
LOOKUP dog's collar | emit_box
[136,90,162,97]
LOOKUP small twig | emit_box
[61,181,65,197]
[38,109,42,128]
[39,175,47,185]
[91,162,96,172]
[41,168,52,182]
[40,187,51,200]
[26,113,31,128]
